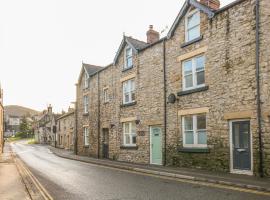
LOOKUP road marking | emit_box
[12,152,54,200]
[80,161,270,197]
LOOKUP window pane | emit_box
[125,134,130,144]
[184,116,193,130]
[198,130,207,144]
[131,92,135,101]
[184,60,192,75]
[127,57,132,68]
[132,135,136,144]
[185,74,193,88]
[125,93,129,103]
[126,48,132,57]
[188,26,200,41]
[242,123,249,149]
[131,122,136,134]
[233,124,240,148]
[124,123,129,133]
[185,131,194,144]
[188,12,200,29]
[197,114,206,130]
[196,56,205,71]
[196,71,205,85]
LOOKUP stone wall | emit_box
[75,0,270,176]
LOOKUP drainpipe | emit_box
[97,73,101,159]
[74,83,78,155]
[163,39,167,166]
[255,0,264,177]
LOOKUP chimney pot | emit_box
[200,0,220,10]
[146,25,160,44]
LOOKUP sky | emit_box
[0,0,234,113]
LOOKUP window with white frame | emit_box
[186,10,200,42]
[103,88,109,103]
[84,72,89,89]
[183,55,205,90]
[182,114,207,148]
[83,95,89,114]
[124,46,133,69]
[84,127,89,146]
[123,79,135,104]
[123,122,136,146]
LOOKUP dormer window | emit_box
[84,72,89,89]
[124,46,133,69]
[186,10,200,42]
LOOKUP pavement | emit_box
[0,143,31,200]
[10,141,270,200]
[49,146,270,193]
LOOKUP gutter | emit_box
[163,40,167,166]
[255,0,264,177]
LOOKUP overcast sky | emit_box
[0,0,234,113]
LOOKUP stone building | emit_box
[75,0,270,177]
[56,108,75,150]
[34,105,58,145]
[0,86,3,153]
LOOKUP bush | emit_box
[15,132,28,138]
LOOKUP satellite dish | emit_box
[168,93,176,104]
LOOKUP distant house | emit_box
[4,115,21,137]
[56,108,75,150]
[33,105,58,145]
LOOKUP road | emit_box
[11,141,269,200]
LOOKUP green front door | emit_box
[150,126,162,165]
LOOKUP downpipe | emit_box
[255,0,264,177]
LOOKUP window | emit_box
[183,55,205,90]
[123,122,136,146]
[84,127,89,146]
[123,79,135,104]
[103,88,109,103]
[124,46,133,69]
[186,10,200,42]
[84,72,89,89]
[83,95,89,114]
[182,114,207,148]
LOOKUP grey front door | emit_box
[232,121,251,171]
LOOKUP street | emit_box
[11,141,269,200]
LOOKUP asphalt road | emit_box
[11,141,270,200]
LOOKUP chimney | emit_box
[146,25,160,44]
[200,0,220,10]
[48,104,52,114]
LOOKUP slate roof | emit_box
[83,63,103,76]
[125,37,149,50]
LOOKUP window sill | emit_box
[178,147,210,153]
[120,101,137,108]
[83,113,89,116]
[181,35,203,48]
[177,86,209,96]
[120,146,138,150]
[84,145,90,148]
[122,66,133,72]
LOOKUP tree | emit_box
[19,116,31,137]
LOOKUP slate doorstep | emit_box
[49,147,270,193]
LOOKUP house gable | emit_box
[167,0,214,39]
[113,36,148,65]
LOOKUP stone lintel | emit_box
[178,107,209,116]
[223,111,253,120]
[120,117,137,123]
[120,73,136,82]
[177,46,208,62]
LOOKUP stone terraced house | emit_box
[56,108,75,150]
[75,0,270,177]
